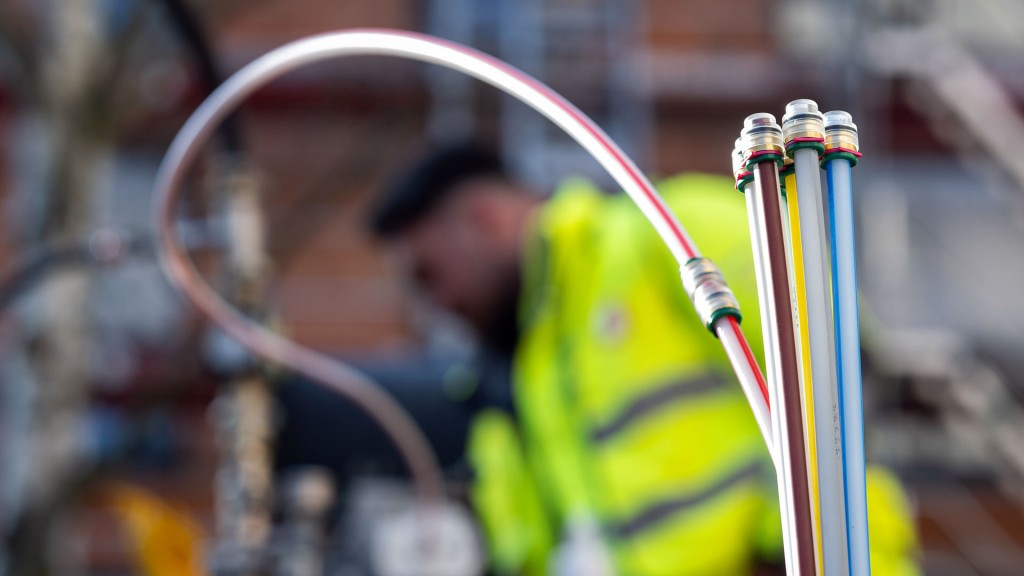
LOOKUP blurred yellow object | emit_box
[106,483,206,576]
[468,174,921,575]
[510,174,774,574]
[468,409,552,575]
[867,467,922,576]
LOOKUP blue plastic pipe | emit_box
[827,155,870,576]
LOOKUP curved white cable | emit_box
[717,317,774,459]
[175,29,699,264]
[152,29,771,512]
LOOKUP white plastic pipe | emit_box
[793,147,849,575]
[739,185,779,462]
[717,315,774,460]
[741,180,796,573]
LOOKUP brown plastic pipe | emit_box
[753,160,817,574]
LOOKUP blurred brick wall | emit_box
[241,104,423,352]
[643,0,805,175]
[218,0,415,51]
[213,0,425,353]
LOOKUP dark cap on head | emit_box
[370,142,507,237]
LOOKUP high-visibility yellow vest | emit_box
[468,174,919,575]
[468,408,553,575]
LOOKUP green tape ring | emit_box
[786,140,826,156]
[708,307,742,334]
[820,150,859,167]
[745,151,784,170]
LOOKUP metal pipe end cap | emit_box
[731,137,746,178]
[824,110,859,152]
[741,113,784,154]
[782,99,825,142]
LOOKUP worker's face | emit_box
[393,183,520,347]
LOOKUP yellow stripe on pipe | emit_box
[784,172,824,576]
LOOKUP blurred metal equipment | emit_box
[507,0,653,188]
[864,26,1024,197]
[868,328,1024,505]
[425,0,652,189]
[0,0,249,571]
[337,479,483,576]
[275,467,335,576]
[207,164,277,576]
[497,0,644,187]
[0,228,148,312]
[0,228,150,571]
[865,327,1024,574]
[424,0,478,140]
[1,2,115,573]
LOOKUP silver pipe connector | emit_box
[782,98,825,144]
[741,113,785,158]
[681,257,741,332]
[732,136,752,188]
[732,137,745,178]
[824,110,859,153]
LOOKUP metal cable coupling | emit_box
[824,110,859,153]
[781,99,825,153]
[732,136,753,192]
[681,257,741,333]
[777,155,794,198]
[822,110,861,166]
[779,155,795,178]
[741,113,785,168]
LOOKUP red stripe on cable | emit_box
[730,315,770,408]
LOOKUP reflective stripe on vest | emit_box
[590,375,728,443]
[611,459,766,539]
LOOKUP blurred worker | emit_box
[370,143,918,575]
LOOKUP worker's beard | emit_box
[477,267,521,358]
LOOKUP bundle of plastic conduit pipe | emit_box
[782,99,847,576]
[149,28,777,572]
[777,152,826,575]
[736,99,875,576]
[782,100,870,576]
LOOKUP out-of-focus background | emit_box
[1,0,1023,574]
